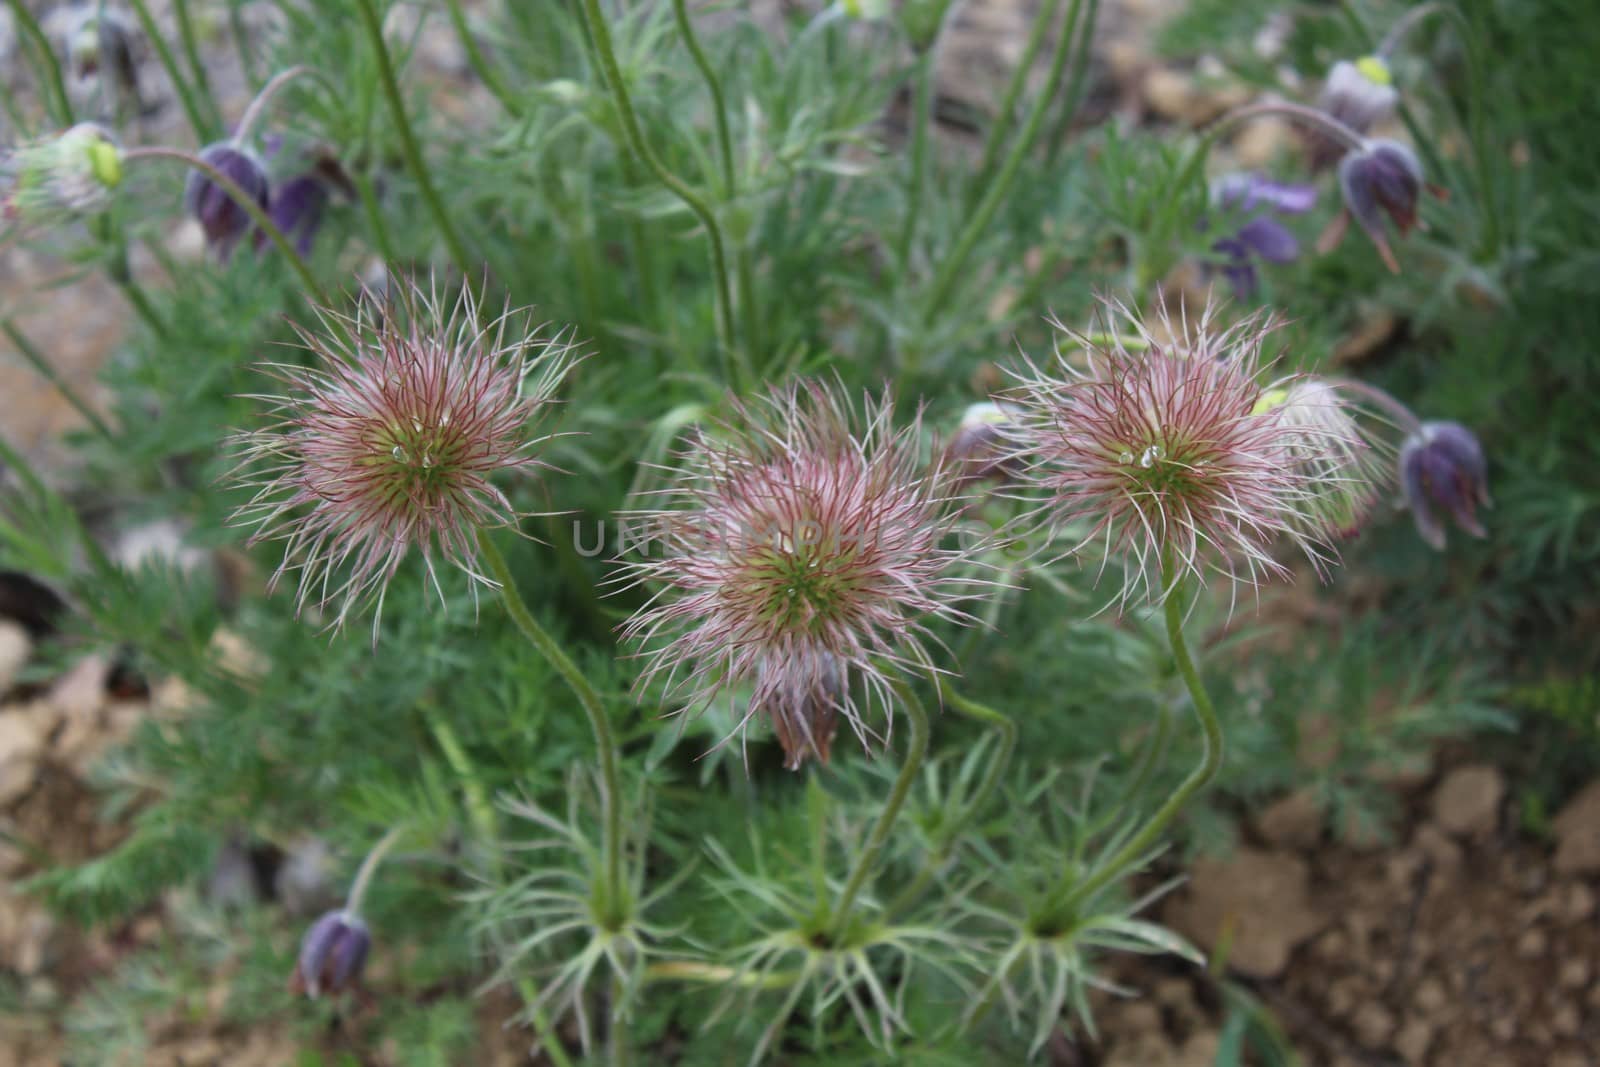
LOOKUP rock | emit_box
[1140,66,1247,126]
[1165,847,1326,979]
[1411,823,1463,872]
[1394,1016,1432,1063]
[1559,882,1596,922]
[1516,928,1547,958]
[1551,1000,1581,1037]
[1255,789,1322,850]
[1351,1002,1395,1047]
[1558,958,1590,989]
[0,621,31,694]
[1230,116,1296,170]
[1552,779,1600,874]
[1430,764,1505,837]
[1412,977,1448,1014]
[0,711,45,806]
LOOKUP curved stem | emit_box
[444,0,525,117]
[476,530,625,928]
[1060,570,1223,911]
[1,318,114,443]
[670,0,735,196]
[828,682,931,936]
[234,65,328,144]
[1330,377,1424,436]
[1377,1,1445,60]
[5,0,73,125]
[344,823,407,916]
[896,47,937,273]
[1206,101,1366,155]
[920,0,1089,325]
[172,0,223,134]
[884,679,1015,918]
[127,0,217,142]
[576,0,741,385]
[968,0,1063,206]
[353,0,475,279]
[121,147,325,300]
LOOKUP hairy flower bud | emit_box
[948,401,1022,485]
[289,909,370,998]
[1328,139,1425,273]
[1309,58,1398,168]
[184,143,270,261]
[1400,421,1489,550]
[2,123,122,239]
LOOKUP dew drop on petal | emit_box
[1140,445,1163,468]
[1118,450,1135,465]
[391,445,408,462]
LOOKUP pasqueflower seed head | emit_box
[1400,421,1490,550]
[1002,298,1367,607]
[1,123,122,241]
[1253,378,1386,539]
[229,278,578,635]
[289,909,370,998]
[618,380,985,769]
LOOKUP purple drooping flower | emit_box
[617,381,988,768]
[289,909,370,998]
[1307,57,1398,170]
[1207,174,1318,298]
[1400,421,1490,550]
[264,174,327,256]
[1319,139,1430,274]
[228,278,580,634]
[184,142,269,261]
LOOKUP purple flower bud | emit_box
[288,909,370,998]
[1309,58,1398,169]
[1400,421,1490,550]
[1334,139,1425,273]
[263,175,327,256]
[948,401,1022,485]
[184,143,269,262]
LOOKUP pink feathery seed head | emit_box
[228,277,580,635]
[616,379,988,770]
[1001,296,1361,608]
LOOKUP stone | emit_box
[0,711,45,806]
[1412,977,1448,1014]
[0,622,31,694]
[1552,779,1600,874]
[1560,882,1596,922]
[1394,1017,1433,1064]
[1410,823,1463,872]
[1551,1000,1581,1037]
[1351,1002,1395,1046]
[1255,789,1323,850]
[1164,847,1326,979]
[1558,958,1590,989]
[1516,928,1548,958]
[1430,764,1505,837]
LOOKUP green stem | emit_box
[172,0,224,135]
[670,0,735,196]
[967,0,1063,207]
[1044,0,1100,168]
[354,170,399,263]
[127,0,216,142]
[475,530,625,928]
[227,1,263,88]
[344,823,407,916]
[828,682,931,936]
[6,0,73,125]
[576,0,741,385]
[122,147,326,301]
[443,0,524,117]
[896,47,937,272]
[885,680,1015,917]
[353,0,475,279]
[1061,570,1224,911]
[426,713,576,1067]
[919,0,1089,325]
[1,318,115,443]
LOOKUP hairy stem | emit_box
[122,147,325,299]
[968,0,1064,206]
[1061,570,1224,911]
[828,683,931,936]
[444,0,524,116]
[172,0,224,134]
[344,824,407,916]
[1,318,114,443]
[353,0,475,279]
[476,531,625,928]
[671,0,735,196]
[919,0,1090,327]
[885,680,1016,918]
[5,0,73,125]
[576,0,741,384]
[127,0,217,141]
[234,65,332,144]
[896,47,937,272]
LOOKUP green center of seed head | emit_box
[373,414,459,492]
[751,522,860,631]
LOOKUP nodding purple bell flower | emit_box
[1308,58,1398,169]
[253,152,354,257]
[184,143,269,262]
[288,909,371,998]
[1321,139,1429,274]
[1206,174,1318,299]
[1400,421,1490,550]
